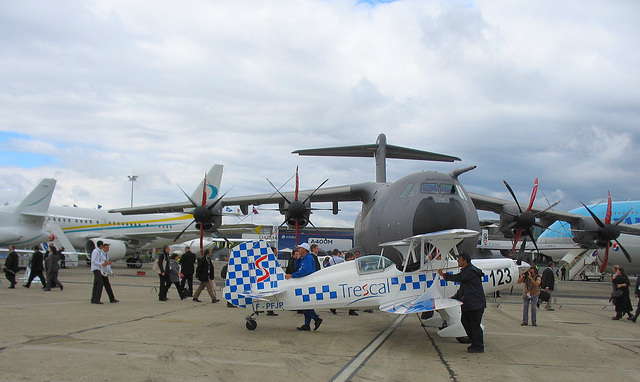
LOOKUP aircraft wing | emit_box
[221,184,366,207]
[468,192,640,236]
[110,202,191,215]
[379,294,462,314]
[110,184,367,216]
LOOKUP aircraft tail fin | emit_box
[190,164,223,203]
[16,178,56,219]
[223,240,285,308]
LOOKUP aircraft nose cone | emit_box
[412,197,467,235]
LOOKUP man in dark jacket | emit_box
[438,252,486,353]
[192,249,219,303]
[24,246,46,288]
[540,261,555,310]
[157,245,171,301]
[3,245,19,288]
[179,246,196,297]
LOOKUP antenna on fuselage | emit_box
[292,133,461,183]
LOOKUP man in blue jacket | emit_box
[438,252,486,353]
[285,243,323,331]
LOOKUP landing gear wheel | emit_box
[133,258,142,269]
[246,319,257,331]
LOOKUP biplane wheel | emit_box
[246,319,257,331]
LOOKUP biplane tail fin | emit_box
[223,240,285,308]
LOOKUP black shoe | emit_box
[456,336,472,344]
[23,284,29,288]
[212,298,220,303]
[314,317,323,331]
[9,285,15,289]
[267,311,278,316]
[611,316,620,320]
[349,310,359,316]
[43,288,51,291]
[330,309,337,315]
[227,302,236,308]
[297,325,311,331]
[60,285,63,291]
[467,347,484,353]
[193,298,201,302]
[159,298,168,301]
[110,299,119,303]
[363,309,373,313]
[92,301,103,304]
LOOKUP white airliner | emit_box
[537,200,640,274]
[0,178,56,247]
[45,165,230,263]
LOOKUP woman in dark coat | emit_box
[611,266,633,320]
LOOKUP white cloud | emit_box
[0,0,638,228]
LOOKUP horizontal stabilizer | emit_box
[238,290,285,301]
[293,144,460,162]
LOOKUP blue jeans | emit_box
[522,295,539,324]
[303,309,319,325]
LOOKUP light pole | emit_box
[128,175,138,207]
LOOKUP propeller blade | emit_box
[526,178,539,212]
[295,165,299,201]
[177,184,199,208]
[266,177,292,204]
[510,228,523,256]
[201,173,208,207]
[604,190,612,225]
[615,239,632,263]
[301,178,329,205]
[200,224,204,256]
[580,202,605,228]
[600,242,610,273]
[613,207,635,226]
[307,219,329,242]
[535,200,561,216]
[208,189,232,211]
[503,180,523,214]
[174,220,195,242]
[295,220,299,247]
[527,232,540,254]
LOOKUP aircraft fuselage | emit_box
[353,171,480,257]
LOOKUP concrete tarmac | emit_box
[0,276,639,381]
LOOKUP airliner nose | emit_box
[412,197,467,235]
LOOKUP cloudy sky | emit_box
[1,0,638,228]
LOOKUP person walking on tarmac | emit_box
[3,245,19,288]
[438,253,486,353]
[24,245,46,288]
[285,243,323,331]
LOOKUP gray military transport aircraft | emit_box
[112,134,640,267]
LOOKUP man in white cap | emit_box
[285,243,323,331]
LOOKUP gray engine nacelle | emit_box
[85,238,134,263]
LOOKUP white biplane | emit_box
[224,229,527,338]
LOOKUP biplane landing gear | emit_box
[246,312,259,330]
[246,319,257,330]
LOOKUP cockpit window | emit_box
[356,255,395,274]
[421,183,439,194]
[400,183,420,198]
[441,184,456,195]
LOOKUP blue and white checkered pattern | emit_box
[294,284,338,302]
[224,240,285,308]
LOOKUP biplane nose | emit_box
[412,197,467,235]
